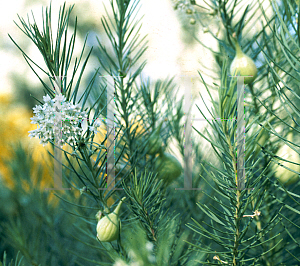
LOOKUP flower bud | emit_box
[96,197,126,242]
[186,8,193,14]
[230,37,257,84]
[189,18,196,25]
[203,27,209,33]
[147,121,163,155]
[273,130,300,185]
[155,153,182,183]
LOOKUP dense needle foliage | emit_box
[1,0,300,265]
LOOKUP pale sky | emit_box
[0,0,273,162]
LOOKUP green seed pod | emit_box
[155,153,182,183]
[96,197,126,242]
[147,121,163,155]
[230,37,257,84]
[273,130,300,185]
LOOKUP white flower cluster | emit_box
[29,94,101,147]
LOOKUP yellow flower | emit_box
[0,93,58,205]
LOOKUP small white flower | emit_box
[94,119,101,127]
[43,95,51,102]
[87,118,101,134]
[88,125,96,133]
[55,94,66,103]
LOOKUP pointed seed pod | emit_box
[230,37,257,84]
[147,121,163,155]
[96,197,126,242]
[273,128,300,185]
[155,153,182,183]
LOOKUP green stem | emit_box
[250,198,271,266]
[143,206,157,241]
[228,136,241,266]
[222,119,242,265]
[79,145,104,204]
[115,3,137,168]
[233,190,241,266]
[232,37,243,56]
[248,84,259,115]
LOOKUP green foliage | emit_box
[2,0,300,265]
[0,251,24,266]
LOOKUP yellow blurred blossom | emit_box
[0,92,57,204]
